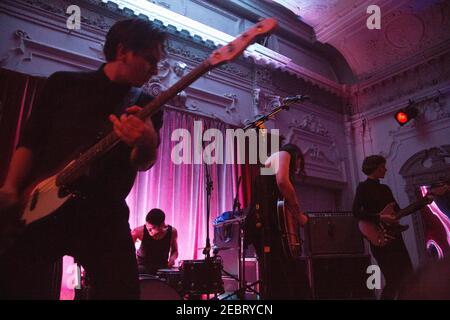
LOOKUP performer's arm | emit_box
[131,225,144,243]
[0,147,34,209]
[168,228,179,268]
[274,151,307,225]
[275,152,299,209]
[109,106,159,171]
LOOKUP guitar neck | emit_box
[56,60,212,186]
[396,197,430,219]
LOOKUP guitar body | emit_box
[0,162,75,254]
[21,174,72,225]
[277,200,302,259]
[358,220,408,247]
[358,188,448,247]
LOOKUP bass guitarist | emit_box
[0,18,166,299]
[352,155,413,299]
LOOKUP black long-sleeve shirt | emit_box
[352,178,398,223]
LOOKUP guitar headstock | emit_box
[208,18,278,66]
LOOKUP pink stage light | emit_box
[421,186,450,255]
[426,240,444,259]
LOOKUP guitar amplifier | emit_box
[308,254,374,299]
[304,212,364,256]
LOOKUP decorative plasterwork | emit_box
[286,119,345,182]
[95,0,342,94]
[349,51,450,115]
[337,0,450,83]
[290,114,330,138]
[3,29,103,70]
[294,0,402,43]
[400,146,450,182]
[141,58,235,120]
[1,0,343,94]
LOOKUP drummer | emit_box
[131,208,179,275]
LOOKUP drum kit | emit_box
[139,174,260,300]
[139,258,225,300]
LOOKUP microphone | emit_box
[283,95,310,103]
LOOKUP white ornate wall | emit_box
[1,0,449,270]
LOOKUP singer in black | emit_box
[245,144,310,299]
[352,155,413,299]
[132,208,178,275]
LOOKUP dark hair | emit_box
[146,208,165,226]
[280,143,305,181]
[103,18,166,62]
[362,155,386,175]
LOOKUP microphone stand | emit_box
[243,97,308,130]
[201,123,217,299]
[232,176,245,298]
[202,144,213,261]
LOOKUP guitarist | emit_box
[0,19,166,299]
[245,143,310,299]
[352,155,413,299]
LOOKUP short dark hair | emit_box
[146,208,165,226]
[362,155,386,175]
[103,18,166,62]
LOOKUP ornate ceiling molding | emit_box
[100,0,342,95]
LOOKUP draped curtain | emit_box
[126,108,257,261]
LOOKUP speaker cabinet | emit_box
[214,219,256,276]
[304,212,364,255]
[309,254,374,299]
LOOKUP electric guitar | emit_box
[276,200,308,259]
[0,18,279,254]
[358,185,449,247]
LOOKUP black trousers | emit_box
[370,237,413,300]
[0,200,139,300]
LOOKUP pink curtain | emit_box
[126,108,243,261]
